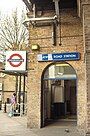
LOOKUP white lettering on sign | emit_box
[37,52,80,61]
[64,54,76,58]
[42,56,48,59]
[53,55,62,58]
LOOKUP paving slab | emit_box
[0,111,84,136]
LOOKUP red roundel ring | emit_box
[8,53,23,67]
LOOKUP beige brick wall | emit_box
[2,75,16,103]
[1,75,27,103]
[83,4,90,135]
[27,9,87,132]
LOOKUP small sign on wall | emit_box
[37,52,80,62]
[5,51,26,71]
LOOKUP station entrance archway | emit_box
[41,62,77,127]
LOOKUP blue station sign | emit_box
[37,52,80,61]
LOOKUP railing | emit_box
[1,103,27,116]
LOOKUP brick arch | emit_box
[41,61,77,80]
[41,61,77,127]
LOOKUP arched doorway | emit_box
[41,62,77,127]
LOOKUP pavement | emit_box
[0,111,85,136]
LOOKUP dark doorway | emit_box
[64,80,77,116]
[50,80,76,120]
[41,63,77,127]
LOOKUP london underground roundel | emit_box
[7,53,24,67]
[5,51,26,71]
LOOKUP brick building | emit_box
[23,0,90,135]
[0,57,16,103]
[0,61,27,109]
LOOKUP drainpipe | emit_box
[52,22,56,46]
[23,15,58,46]
[22,0,32,11]
[33,3,36,18]
[23,15,57,24]
[53,0,60,16]
[53,0,61,45]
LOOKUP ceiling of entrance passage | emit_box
[44,63,76,80]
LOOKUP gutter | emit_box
[23,15,57,25]
[23,15,58,46]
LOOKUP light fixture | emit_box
[31,44,40,50]
[57,72,63,75]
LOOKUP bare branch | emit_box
[0,9,28,51]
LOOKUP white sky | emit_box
[0,0,25,15]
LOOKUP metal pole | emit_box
[15,75,18,103]
[18,74,21,113]
[23,75,25,114]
